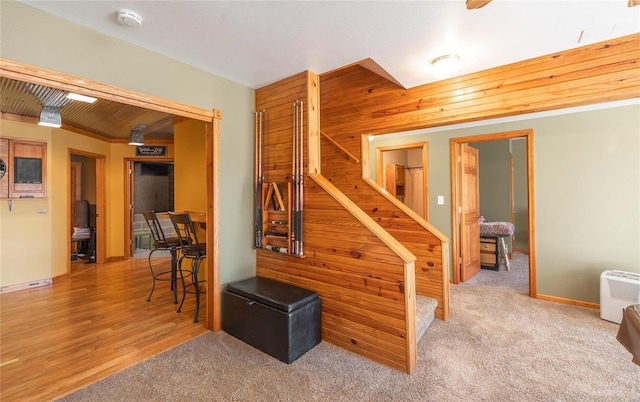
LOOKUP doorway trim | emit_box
[67,149,106,267]
[123,158,174,258]
[450,129,536,298]
[3,58,222,331]
[375,141,429,219]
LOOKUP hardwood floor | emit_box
[0,257,208,401]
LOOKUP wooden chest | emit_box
[480,236,499,271]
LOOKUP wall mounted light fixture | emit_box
[38,105,62,128]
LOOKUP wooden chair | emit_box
[169,212,207,323]
[142,210,183,303]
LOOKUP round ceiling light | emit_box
[431,54,461,79]
[116,9,143,28]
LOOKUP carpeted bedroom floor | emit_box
[59,252,639,401]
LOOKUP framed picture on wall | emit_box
[135,145,167,157]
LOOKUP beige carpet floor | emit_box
[59,253,639,401]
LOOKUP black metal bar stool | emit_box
[169,212,207,323]
[142,210,183,303]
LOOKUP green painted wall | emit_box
[371,103,640,304]
[468,139,528,254]
[0,1,256,287]
[2,1,639,305]
[469,140,511,223]
[511,138,528,250]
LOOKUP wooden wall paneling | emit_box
[371,55,639,122]
[307,72,321,174]
[322,34,640,142]
[317,34,640,324]
[256,71,310,255]
[0,138,9,198]
[339,36,640,125]
[327,173,447,320]
[206,111,222,331]
[254,65,511,372]
[257,252,406,318]
[256,176,416,372]
[346,149,449,321]
[255,69,420,372]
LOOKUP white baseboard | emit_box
[0,278,53,293]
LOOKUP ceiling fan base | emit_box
[466,0,492,10]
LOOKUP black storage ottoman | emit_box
[223,276,321,364]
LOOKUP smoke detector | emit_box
[116,9,142,28]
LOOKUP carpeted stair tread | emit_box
[416,295,437,341]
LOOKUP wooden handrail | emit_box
[362,177,450,244]
[320,131,359,163]
[309,173,414,263]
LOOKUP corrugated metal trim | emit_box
[0,78,41,117]
[24,82,73,108]
[0,77,175,140]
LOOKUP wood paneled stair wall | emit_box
[258,174,419,372]
[254,34,639,373]
[255,71,428,373]
[320,33,640,137]
[316,150,451,321]
[318,33,640,317]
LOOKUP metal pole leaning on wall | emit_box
[291,99,304,257]
[297,100,304,256]
[289,99,305,257]
[291,101,297,255]
[254,109,265,249]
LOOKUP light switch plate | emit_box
[437,195,444,205]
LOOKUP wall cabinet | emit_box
[385,164,405,201]
[0,138,47,199]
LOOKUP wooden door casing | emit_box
[128,160,135,257]
[460,144,481,282]
[70,161,82,256]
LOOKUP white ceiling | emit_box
[18,0,640,89]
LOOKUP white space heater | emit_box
[600,270,640,324]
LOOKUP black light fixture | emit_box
[128,125,147,146]
[38,105,62,128]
